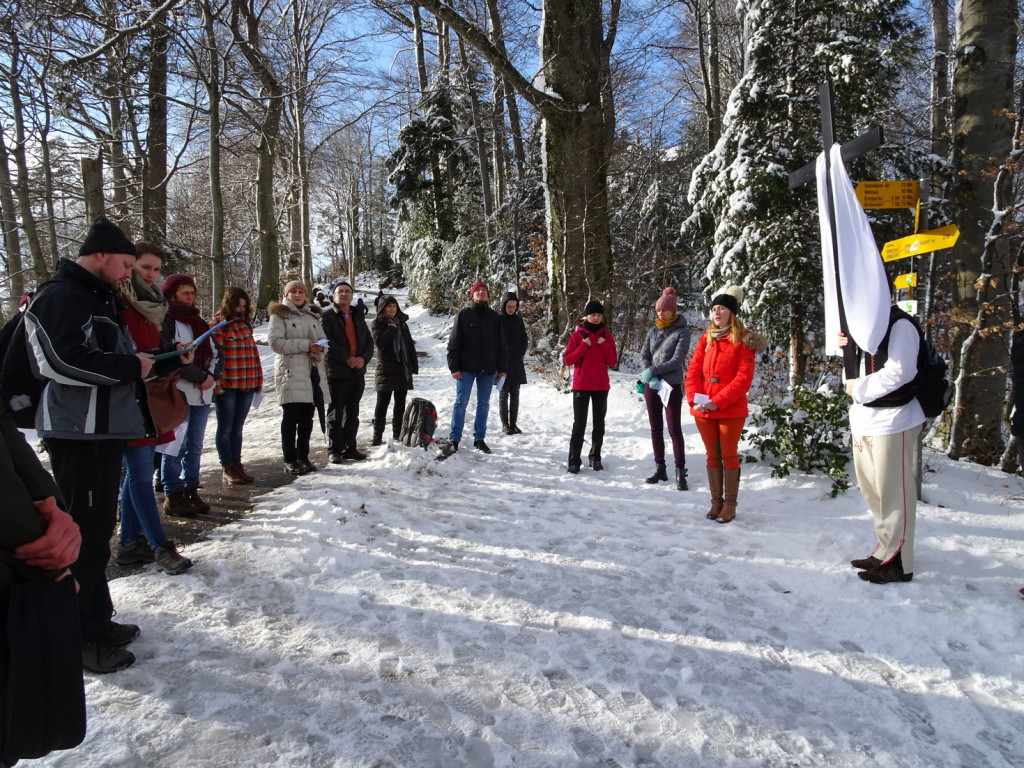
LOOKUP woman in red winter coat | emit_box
[563,300,618,473]
[685,286,765,523]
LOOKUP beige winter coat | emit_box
[268,298,330,406]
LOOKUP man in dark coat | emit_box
[24,216,155,674]
[322,281,374,462]
[446,281,507,452]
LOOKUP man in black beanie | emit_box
[23,216,155,673]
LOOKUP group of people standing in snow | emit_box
[0,216,267,684]
[562,285,763,527]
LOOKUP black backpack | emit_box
[0,290,46,428]
[400,397,437,448]
[866,307,951,419]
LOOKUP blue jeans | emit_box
[215,389,255,465]
[449,371,494,443]
[162,404,210,493]
[120,444,168,548]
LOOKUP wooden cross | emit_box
[789,80,884,378]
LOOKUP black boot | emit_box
[675,466,688,491]
[645,463,668,484]
[371,419,384,446]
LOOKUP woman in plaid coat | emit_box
[212,287,263,485]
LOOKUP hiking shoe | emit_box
[589,458,604,471]
[342,448,367,461]
[155,541,193,575]
[284,460,307,475]
[473,440,491,454]
[299,458,317,473]
[163,488,197,518]
[100,621,140,646]
[858,553,913,584]
[850,556,882,571]
[567,463,581,474]
[82,640,135,673]
[115,537,155,566]
[329,453,343,464]
[186,485,211,514]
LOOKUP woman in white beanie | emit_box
[685,286,765,523]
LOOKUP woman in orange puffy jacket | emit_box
[685,286,765,523]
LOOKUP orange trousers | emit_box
[694,416,746,470]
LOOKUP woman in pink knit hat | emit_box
[640,287,691,489]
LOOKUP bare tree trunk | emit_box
[200,0,226,303]
[82,155,105,222]
[947,0,1017,463]
[412,4,429,95]
[230,0,284,313]
[415,0,619,337]
[143,2,169,241]
[3,25,48,284]
[0,131,25,313]
[458,38,494,253]
[923,0,951,341]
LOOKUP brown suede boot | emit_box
[705,466,724,520]
[222,463,245,485]
[186,485,211,514]
[718,468,740,524]
[163,488,197,518]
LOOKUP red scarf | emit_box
[167,300,213,372]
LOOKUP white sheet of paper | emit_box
[659,380,673,407]
[694,393,711,405]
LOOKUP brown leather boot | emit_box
[222,463,245,485]
[718,468,740,523]
[236,463,254,483]
[163,488,197,518]
[705,466,724,520]
[186,485,211,514]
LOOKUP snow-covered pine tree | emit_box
[386,84,483,312]
[684,0,915,384]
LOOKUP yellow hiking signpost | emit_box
[894,272,917,289]
[881,224,960,263]
[855,180,919,209]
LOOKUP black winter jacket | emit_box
[371,303,418,392]
[447,301,508,375]
[322,303,374,380]
[497,293,528,386]
[23,259,152,440]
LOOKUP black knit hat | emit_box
[79,216,138,257]
[710,286,743,316]
[583,299,604,316]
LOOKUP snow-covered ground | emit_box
[33,292,1024,768]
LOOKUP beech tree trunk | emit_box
[413,0,618,339]
[947,0,1018,463]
